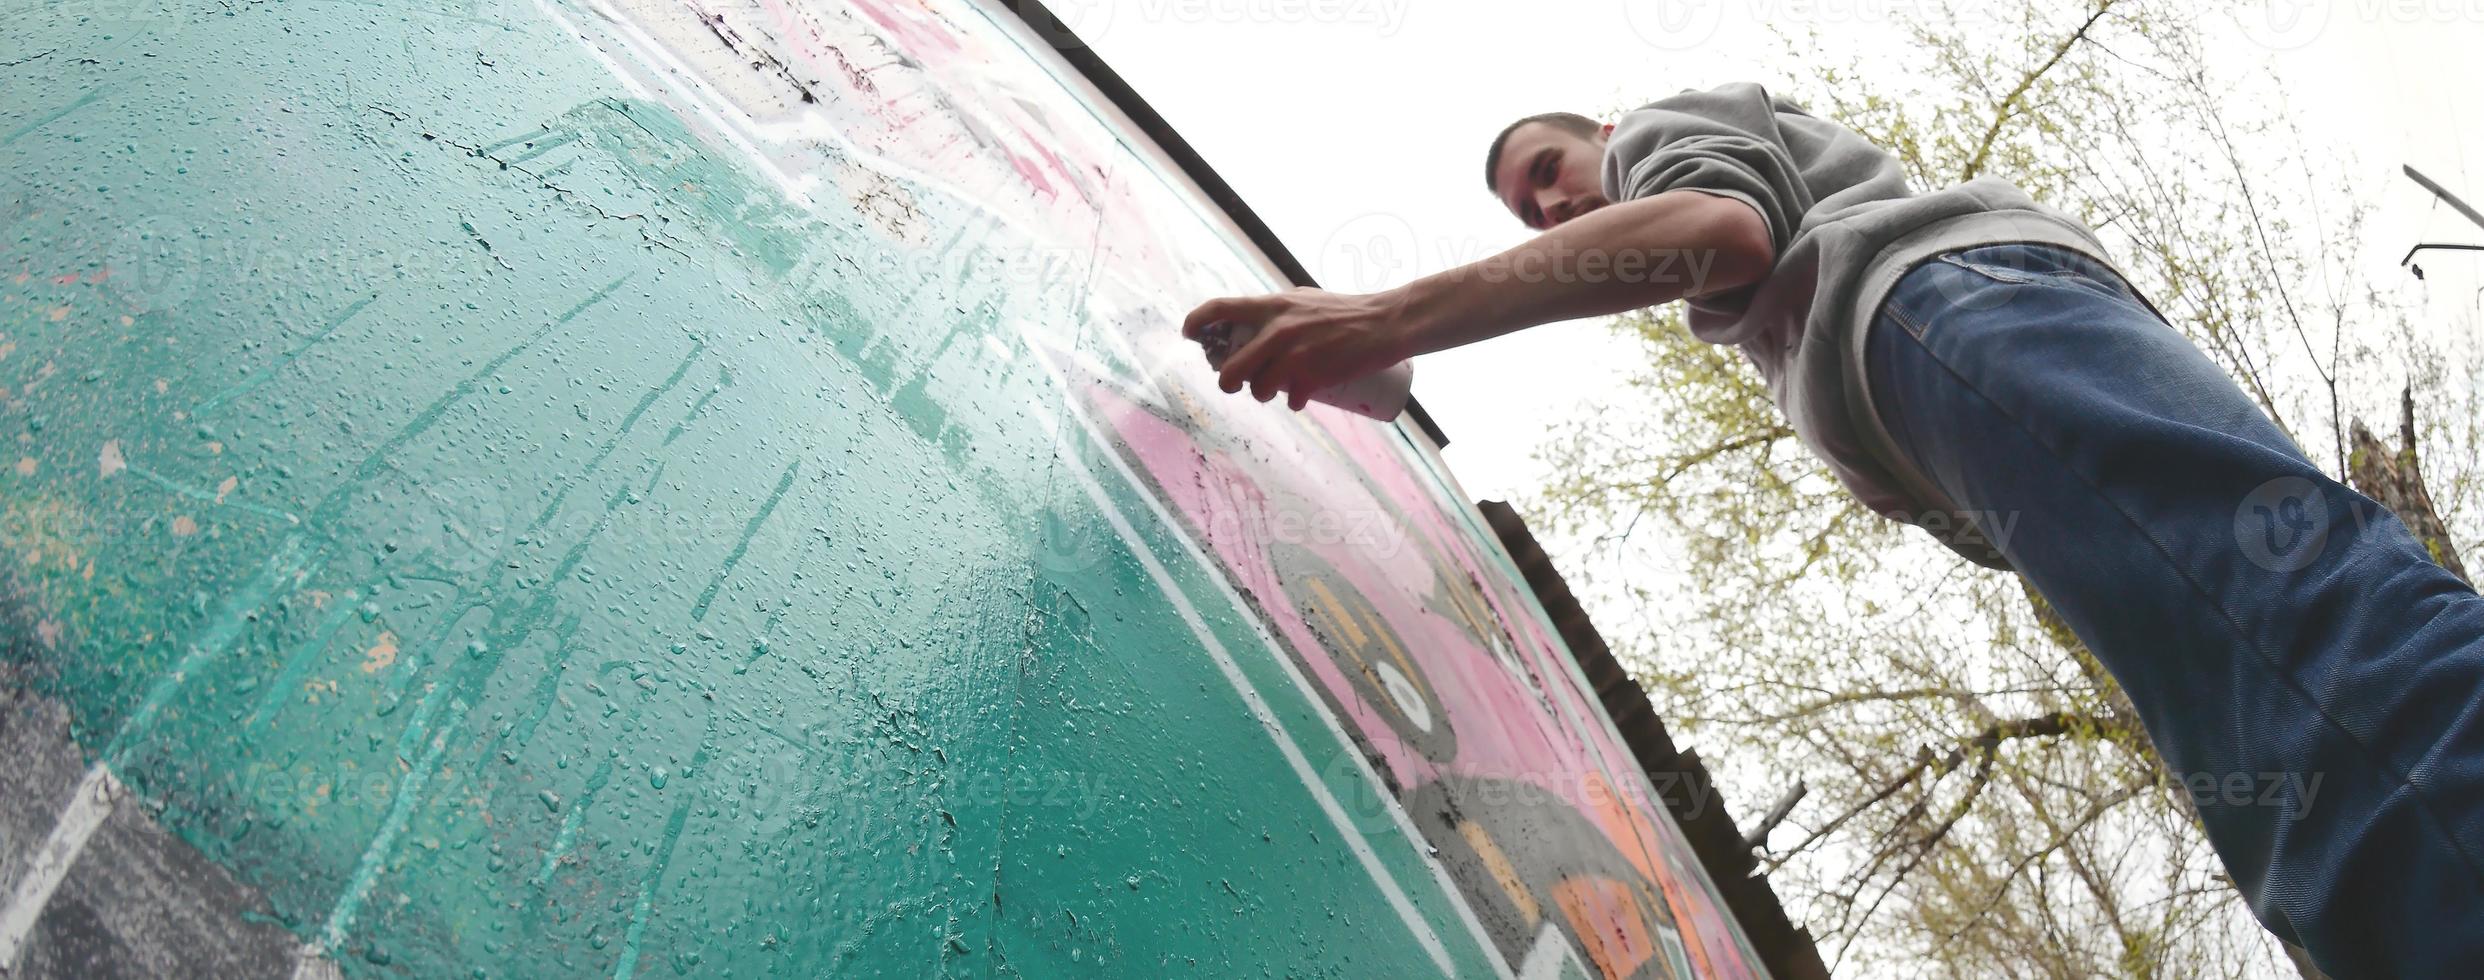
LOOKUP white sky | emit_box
[1075,0,2484,509]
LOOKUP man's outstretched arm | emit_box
[1180,190,1775,409]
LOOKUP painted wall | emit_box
[0,0,1767,977]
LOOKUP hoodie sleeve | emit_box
[1599,81,1814,258]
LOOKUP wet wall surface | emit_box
[0,1,1765,977]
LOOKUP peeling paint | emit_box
[360,633,400,675]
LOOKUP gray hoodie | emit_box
[1602,81,2117,567]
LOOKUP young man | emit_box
[1182,82,2484,975]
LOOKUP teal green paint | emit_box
[531,756,614,890]
[689,459,800,622]
[0,1,1765,976]
[610,742,708,980]
[100,535,324,769]
[0,85,108,147]
[521,340,703,532]
[307,272,636,523]
[323,693,470,951]
[496,621,579,762]
[193,293,379,417]
[244,590,363,731]
[123,460,301,523]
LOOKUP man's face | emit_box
[1492,122,1611,231]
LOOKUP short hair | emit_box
[1484,112,1603,191]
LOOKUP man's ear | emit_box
[1598,122,1615,141]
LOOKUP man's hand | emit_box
[1176,190,1775,412]
[1181,287,1419,411]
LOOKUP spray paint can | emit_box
[1193,321,1415,422]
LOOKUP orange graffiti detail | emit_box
[1582,769,1721,977]
[1653,869,1719,978]
[1456,819,1541,928]
[1581,769,1663,884]
[1551,875,1657,980]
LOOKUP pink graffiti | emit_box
[797,0,1766,972]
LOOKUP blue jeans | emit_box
[1866,242,2484,976]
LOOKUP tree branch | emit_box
[1937,780,2148,945]
[1767,711,2107,872]
[2350,386,2470,584]
[1960,1,2118,181]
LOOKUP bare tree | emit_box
[1530,1,2480,975]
